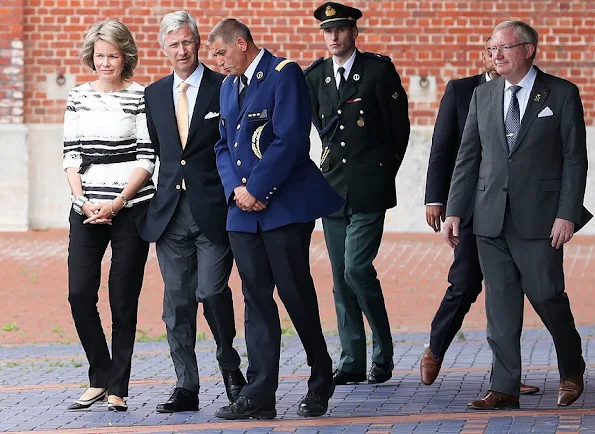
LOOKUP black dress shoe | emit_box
[214,395,276,420]
[333,369,366,385]
[221,368,247,403]
[107,398,128,412]
[156,387,198,413]
[297,383,335,417]
[368,361,394,384]
[67,389,106,410]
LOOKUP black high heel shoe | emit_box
[67,388,107,410]
[107,395,128,412]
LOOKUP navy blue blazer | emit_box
[215,49,343,233]
[137,65,230,245]
[424,74,485,207]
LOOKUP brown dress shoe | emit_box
[467,390,520,410]
[558,360,586,407]
[420,348,442,385]
[519,383,540,395]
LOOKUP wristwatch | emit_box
[72,195,88,215]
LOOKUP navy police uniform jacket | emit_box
[305,50,410,214]
[215,49,343,233]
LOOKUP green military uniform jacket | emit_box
[305,50,410,215]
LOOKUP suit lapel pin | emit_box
[256,71,264,80]
[353,74,360,81]
[325,76,331,84]
[534,93,541,102]
[392,91,399,100]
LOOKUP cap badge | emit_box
[325,5,336,17]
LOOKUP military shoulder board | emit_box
[304,57,325,75]
[363,52,392,63]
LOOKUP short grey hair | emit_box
[158,11,200,48]
[207,18,253,46]
[79,20,138,79]
[493,20,539,60]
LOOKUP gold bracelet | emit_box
[109,200,116,217]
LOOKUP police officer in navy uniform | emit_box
[305,2,410,386]
[207,18,343,419]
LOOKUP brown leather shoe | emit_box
[467,390,520,410]
[420,348,442,385]
[558,360,586,407]
[519,383,540,395]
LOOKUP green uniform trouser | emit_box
[323,211,393,373]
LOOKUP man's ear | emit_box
[237,36,248,52]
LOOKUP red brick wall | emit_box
[0,0,25,124]
[20,0,595,125]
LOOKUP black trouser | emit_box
[429,220,483,358]
[68,202,149,397]
[229,222,333,403]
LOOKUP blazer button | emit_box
[237,160,242,166]
[180,159,186,165]
[508,158,513,163]
[266,196,270,200]
[342,158,347,163]
[339,125,345,130]
[340,141,346,147]
[337,109,342,114]
[176,184,181,190]
[241,177,247,184]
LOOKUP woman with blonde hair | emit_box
[63,19,155,412]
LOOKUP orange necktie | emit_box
[177,82,190,148]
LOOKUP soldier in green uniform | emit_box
[305,1,410,386]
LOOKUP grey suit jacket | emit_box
[446,68,591,239]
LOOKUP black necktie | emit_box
[238,74,248,106]
[337,67,346,98]
[505,85,522,152]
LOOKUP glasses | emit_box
[167,40,196,50]
[486,43,530,54]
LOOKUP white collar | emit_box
[333,49,357,77]
[173,62,204,89]
[243,49,265,84]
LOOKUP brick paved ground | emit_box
[1,230,595,433]
[1,230,594,345]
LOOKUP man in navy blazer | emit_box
[421,38,539,396]
[136,11,245,413]
[206,18,343,420]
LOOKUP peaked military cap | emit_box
[314,2,362,29]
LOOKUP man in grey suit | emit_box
[444,20,591,410]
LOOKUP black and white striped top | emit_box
[62,81,156,206]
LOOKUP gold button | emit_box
[266,196,270,200]
[269,191,273,195]
[175,184,181,190]
[340,125,345,130]
[340,142,346,147]
[342,158,347,163]
[241,177,247,184]
[337,109,342,114]
[181,159,186,165]
[321,114,325,119]
[236,160,242,166]
[273,187,277,190]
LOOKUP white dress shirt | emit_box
[333,49,357,89]
[173,63,205,125]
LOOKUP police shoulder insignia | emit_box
[363,52,392,63]
[304,57,325,75]
[275,59,295,72]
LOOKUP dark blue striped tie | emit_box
[505,85,522,152]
